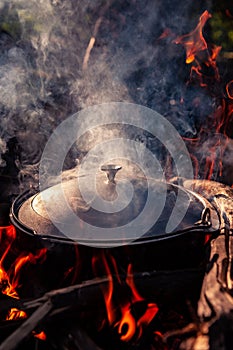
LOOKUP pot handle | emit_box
[101,164,122,184]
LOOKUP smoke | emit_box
[0,0,227,201]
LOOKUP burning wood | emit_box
[0,266,203,349]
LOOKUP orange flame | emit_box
[172,11,233,182]
[174,10,221,86]
[0,224,47,320]
[33,331,47,341]
[226,80,233,100]
[63,244,81,285]
[118,306,136,341]
[6,308,27,321]
[174,10,211,64]
[92,253,116,325]
[92,253,158,342]
[120,264,158,341]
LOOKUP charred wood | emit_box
[0,299,52,350]
[48,326,103,350]
[0,268,203,350]
[0,268,204,314]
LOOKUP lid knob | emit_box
[101,164,122,184]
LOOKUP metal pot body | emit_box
[10,177,221,281]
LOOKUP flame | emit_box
[3,248,47,299]
[0,224,47,320]
[172,11,233,182]
[204,234,211,244]
[118,306,136,341]
[174,11,211,64]
[92,253,158,342]
[6,308,27,321]
[33,331,47,341]
[92,253,116,325]
[63,245,81,285]
[158,28,172,40]
[123,264,158,340]
[126,264,143,302]
[226,80,233,99]
[174,10,221,87]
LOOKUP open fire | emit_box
[92,252,159,342]
[0,1,233,350]
[173,10,233,182]
[0,224,46,320]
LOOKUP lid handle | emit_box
[101,164,122,184]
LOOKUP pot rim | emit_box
[10,181,220,247]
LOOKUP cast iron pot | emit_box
[9,162,221,272]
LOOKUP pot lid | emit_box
[12,163,220,247]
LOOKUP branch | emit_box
[82,0,113,70]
